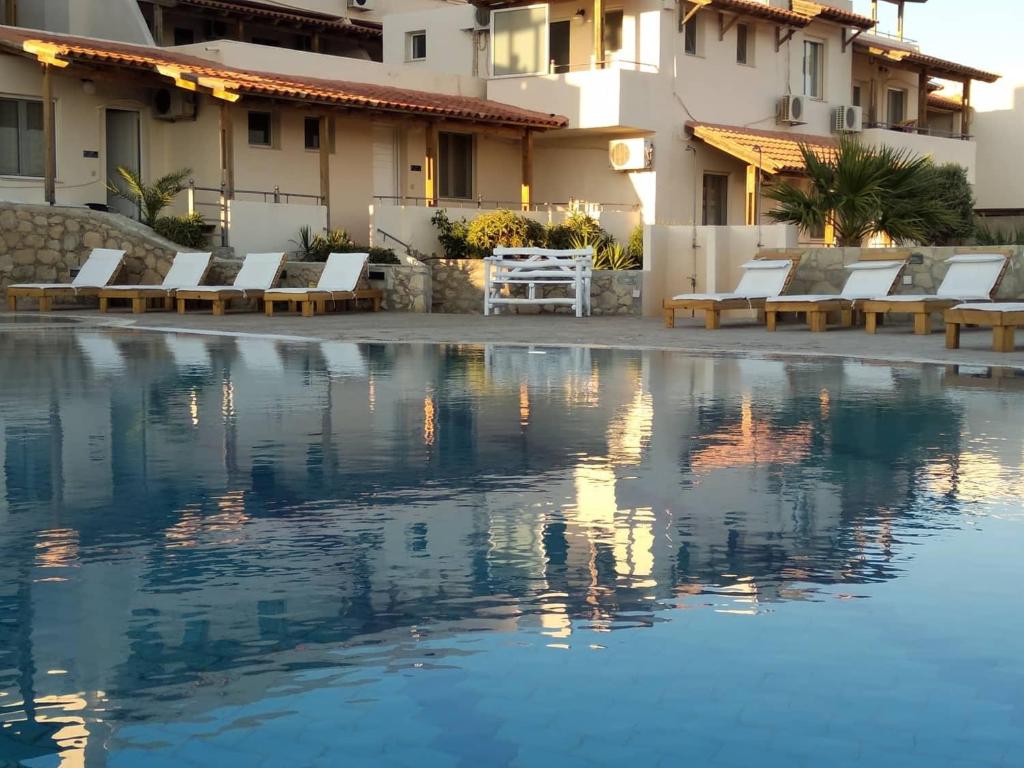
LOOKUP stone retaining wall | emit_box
[787,246,1024,298]
[430,259,641,315]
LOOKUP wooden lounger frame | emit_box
[945,307,1024,353]
[765,300,855,332]
[175,288,272,316]
[6,286,107,311]
[98,291,176,314]
[263,289,383,317]
[662,252,801,329]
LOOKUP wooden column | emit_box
[3,0,16,25]
[896,0,905,40]
[593,0,605,68]
[311,31,321,53]
[152,3,165,45]
[520,129,534,211]
[917,68,928,134]
[236,19,245,40]
[318,114,331,227]
[219,102,235,245]
[424,121,438,206]
[42,64,55,206]
[962,79,972,138]
[745,164,756,225]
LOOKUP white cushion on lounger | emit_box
[767,260,905,304]
[181,252,285,294]
[951,303,1024,312]
[936,254,1006,299]
[766,294,843,303]
[672,259,794,301]
[874,294,950,303]
[11,248,125,290]
[103,252,212,291]
[268,252,369,295]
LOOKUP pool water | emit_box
[0,328,1022,768]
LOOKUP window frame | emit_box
[736,22,751,65]
[887,87,907,126]
[407,30,427,62]
[802,39,825,100]
[701,172,729,227]
[604,8,624,58]
[247,110,275,148]
[490,4,550,79]
[681,2,700,56]
[0,96,45,178]
[438,130,474,201]
[303,116,335,153]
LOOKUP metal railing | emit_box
[864,122,971,141]
[547,58,659,75]
[372,195,642,213]
[187,180,326,247]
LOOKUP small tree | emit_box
[919,163,975,245]
[106,167,191,227]
[765,137,956,247]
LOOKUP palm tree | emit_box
[106,166,191,227]
[764,136,956,247]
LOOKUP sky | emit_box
[850,0,1022,112]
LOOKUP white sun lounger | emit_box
[175,252,286,315]
[319,341,368,377]
[859,254,1008,335]
[663,258,800,329]
[765,259,906,332]
[165,334,213,371]
[7,248,126,311]
[98,252,213,314]
[263,252,382,317]
[945,303,1024,353]
[77,333,126,374]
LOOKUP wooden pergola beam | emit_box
[521,129,533,211]
[593,0,605,68]
[718,12,739,42]
[962,78,972,139]
[842,27,865,53]
[424,120,438,206]
[917,68,928,134]
[775,26,796,51]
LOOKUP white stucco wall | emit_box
[974,87,1024,211]
[227,200,327,257]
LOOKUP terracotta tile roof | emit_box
[709,0,810,26]
[177,0,382,36]
[0,26,567,129]
[688,122,836,174]
[791,1,876,29]
[927,92,963,111]
[856,40,999,83]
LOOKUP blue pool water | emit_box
[0,327,1022,768]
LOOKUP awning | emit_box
[688,122,835,175]
[173,0,382,37]
[0,25,568,130]
[854,39,999,83]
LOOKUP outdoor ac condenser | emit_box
[832,105,864,133]
[778,95,807,125]
[609,138,654,171]
[348,0,374,9]
[153,88,197,121]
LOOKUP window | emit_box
[492,5,548,77]
[736,23,749,65]
[803,40,824,99]
[549,19,570,73]
[407,30,426,61]
[439,132,473,200]
[0,98,44,177]
[604,10,623,56]
[852,84,862,107]
[681,2,698,55]
[305,117,323,151]
[702,173,728,226]
[887,88,906,125]
[173,27,195,46]
[248,111,273,147]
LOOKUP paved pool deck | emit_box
[3,309,1023,371]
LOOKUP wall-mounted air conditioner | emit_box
[609,138,654,171]
[348,0,374,10]
[832,105,864,133]
[778,95,807,125]
[153,88,197,121]
[474,7,491,29]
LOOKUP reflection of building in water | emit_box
[3,331,1024,763]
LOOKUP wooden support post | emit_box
[42,64,56,206]
[311,32,321,53]
[424,121,438,206]
[593,0,605,68]
[3,0,16,25]
[745,164,756,225]
[236,19,245,40]
[870,0,877,21]
[152,3,165,45]
[520,129,533,212]
[704,309,721,330]
[917,68,929,134]
[913,312,931,335]
[220,102,234,244]
[318,114,331,228]
[944,321,960,349]
[962,78,972,139]
[897,0,905,41]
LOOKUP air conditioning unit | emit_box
[474,6,491,29]
[609,138,654,171]
[832,105,863,133]
[348,0,374,10]
[153,88,197,121]
[778,95,807,125]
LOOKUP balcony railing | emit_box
[373,196,641,213]
[864,122,970,141]
[547,58,659,75]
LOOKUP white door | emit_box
[105,108,141,218]
[372,124,398,204]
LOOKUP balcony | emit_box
[860,127,977,182]
[487,64,661,132]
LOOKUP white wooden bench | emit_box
[483,247,593,317]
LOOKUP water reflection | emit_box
[0,330,1022,766]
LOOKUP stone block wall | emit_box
[787,246,1024,298]
[430,259,641,315]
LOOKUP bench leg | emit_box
[809,311,828,332]
[265,300,275,317]
[131,297,146,314]
[704,309,721,330]
[864,312,878,334]
[993,325,1016,353]
[38,296,51,312]
[663,307,675,328]
[316,300,327,315]
[945,322,961,350]
[99,296,109,313]
[5,295,16,311]
[301,301,315,318]
[177,298,187,314]
[913,312,931,335]
[212,299,225,316]
[840,309,853,328]
[765,310,778,332]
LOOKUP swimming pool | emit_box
[0,327,1021,767]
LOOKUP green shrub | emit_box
[466,209,546,255]
[367,247,400,264]
[154,212,207,248]
[431,210,474,260]
[974,223,1024,246]
[294,228,355,261]
[626,224,644,264]
[593,241,640,271]
[546,212,612,251]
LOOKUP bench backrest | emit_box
[840,260,906,299]
[937,254,1007,299]
[733,259,797,298]
[233,252,286,289]
[72,248,125,287]
[320,252,369,291]
[162,252,213,288]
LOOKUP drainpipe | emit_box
[685,143,698,292]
